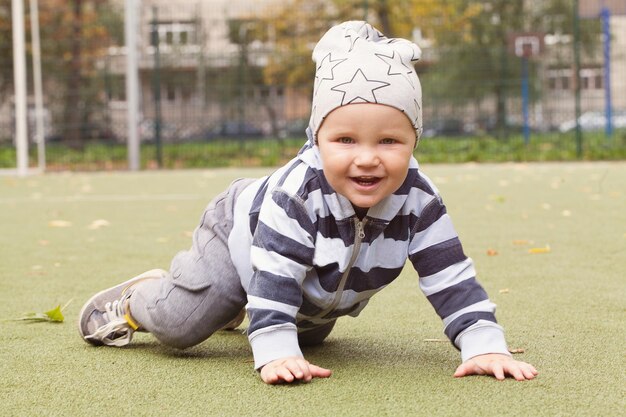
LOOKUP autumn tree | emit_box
[257,0,458,93]
[0,0,123,144]
[425,0,600,134]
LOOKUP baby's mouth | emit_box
[351,176,382,186]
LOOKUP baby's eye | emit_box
[338,137,354,144]
[380,138,396,144]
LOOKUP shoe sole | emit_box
[77,269,167,346]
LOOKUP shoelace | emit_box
[85,298,134,347]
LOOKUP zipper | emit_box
[318,217,367,317]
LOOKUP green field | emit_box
[1,163,624,416]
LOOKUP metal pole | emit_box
[125,0,140,170]
[12,0,29,176]
[151,6,162,168]
[601,7,613,139]
[573,0,583,158]
[521,56,530,145]
[30,0,45,171]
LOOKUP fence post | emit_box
[12,0,28,176]
[30,0,45,172]
[125,0,141,171]
[151,6,163,168]
[573,0,583,158]
[601,7,613,140]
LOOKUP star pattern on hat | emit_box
[315,53,347,94]
[345,31,360,52]
[344,22,370,52]
[375,51,415,89]
[331,69,390,105]
[404,43,421,62]
[413,99,421,126]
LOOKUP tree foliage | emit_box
[255,0,601,134]
[0,0,123,143]
[424,0,600,130]
[256,0,455,89]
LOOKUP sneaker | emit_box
[78,269,167,346]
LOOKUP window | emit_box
[547,69,572,91]
[580,68,603,90]
[154,22,197,47]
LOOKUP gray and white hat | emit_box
[309,21,423,144]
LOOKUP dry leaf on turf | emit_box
[48,220,72,228]
[499,288,510,294]
[423,338,447,343]
[87,219,110,230]
[487,249,498,256]
[508,348,525,354]
[6,299,73,323]
[529,245,551,254]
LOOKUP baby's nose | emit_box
[354,148,380,166]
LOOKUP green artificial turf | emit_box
[0,163,624,416]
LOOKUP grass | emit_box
[0,163,624,416]
[1,129,625,171]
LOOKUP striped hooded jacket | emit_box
[228,135,509,369]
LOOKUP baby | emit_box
[79,21,537,384]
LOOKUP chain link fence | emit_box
[1,0,624,171]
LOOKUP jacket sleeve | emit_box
[246,188,316,369]
[408,194,510,362]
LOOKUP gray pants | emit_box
[129,178,335,349]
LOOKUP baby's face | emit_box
[317,103,415,209]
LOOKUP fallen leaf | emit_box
[486,249,498,256]
[508,348,525,354]
[87,219,110,230]
[7,299,72,323]
[499,288,510,294]
[423,338,447,343]
[48,220,72,228]
[529,245,551,254]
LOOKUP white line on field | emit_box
[0,194,203,204]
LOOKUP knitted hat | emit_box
[309,21,423,144]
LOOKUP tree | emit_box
[425,0,600,134]
[0,0,123,144]
[257,0,452,90]
[0,1,15,101]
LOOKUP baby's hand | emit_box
[260,356,332,384]
[454,353,538,381]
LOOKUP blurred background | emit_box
[1,0,625,171]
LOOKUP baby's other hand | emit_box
[260,356,332,384]
[454,353,538,381]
